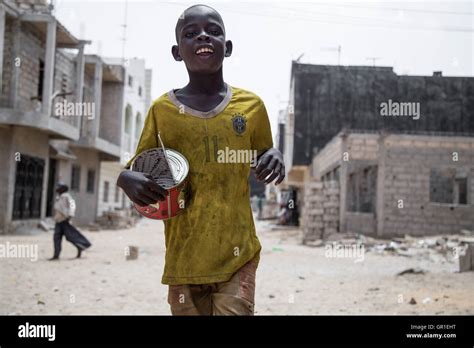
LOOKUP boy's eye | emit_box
[185,32,195,38]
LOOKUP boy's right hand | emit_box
[117,171,168,207]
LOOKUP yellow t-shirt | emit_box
[127,84,273,285]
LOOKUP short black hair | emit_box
[175,4,225,43]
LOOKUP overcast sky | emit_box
[54,0,473,136]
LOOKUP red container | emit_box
[131,148,189,220]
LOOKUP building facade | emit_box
[307,131,474,238]
[97,57,152,216]
[281,61,474,236]
[0,0,122,233]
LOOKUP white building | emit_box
[97,58,152,216]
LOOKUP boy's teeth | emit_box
[196,47,214,54]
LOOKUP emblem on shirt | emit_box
[231,113,246,135]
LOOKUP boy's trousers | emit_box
[167,257,257,315]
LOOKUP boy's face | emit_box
[172,6,232,74]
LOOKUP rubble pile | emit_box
[96,209,137,230]
[304,229,474,272]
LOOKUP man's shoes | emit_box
[76,248,82,258]
[48,256,59,261]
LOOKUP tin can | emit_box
[131,147,189,220]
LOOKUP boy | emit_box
[117,4,285,315]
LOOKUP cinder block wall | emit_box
[52,49,77,126]
[301,180,340,242]
[382,134,474,236]
[99,81,123,146]
[18,23,44,112]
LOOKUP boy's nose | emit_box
[197,32,210,41]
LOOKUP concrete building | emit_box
[284,62,474,191]
[306,131,474,238]
[281,61,474,237]
[96,57,152,216]
[0,0,122,233]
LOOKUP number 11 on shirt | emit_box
[203,135,218,162]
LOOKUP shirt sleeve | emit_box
[251,99,273,155]
[125,105,159,169]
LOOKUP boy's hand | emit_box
[117,171,168,207]
[254,148,285,185]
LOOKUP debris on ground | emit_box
[299,228,474,272]
[397,267,426,276]
[409,298,417,305]
[96,209,137,230]
[126,246,139,261]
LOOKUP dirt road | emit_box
[1,219,473,315]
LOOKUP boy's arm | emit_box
[117,105,167,206]
[251,99,285,185]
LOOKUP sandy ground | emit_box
[1,218,473,315]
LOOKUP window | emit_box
[138,86,142,96]
[37,59,44,101]
[61,73,68,94]
[71,165,81,191]
[455,178,468,205]
[430,169,468,205]
[128,75,133,87]
[346,165,377,213]
[103,181,109,202]
[114,184,120,203]
[86,169,95,193]
[12,155,44,220]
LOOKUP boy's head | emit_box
[172,4,232,74]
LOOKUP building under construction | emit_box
[280,61,474,238]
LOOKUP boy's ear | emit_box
[171,45,182,61]
[224,40,233,57]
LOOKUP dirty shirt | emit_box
[127,84,273,285]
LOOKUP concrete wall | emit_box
[18,22,44,112]
[381,134,474,236]
[1,17,14,106]
[288,62,474,166]
[97,161,123,216]
[57,146,100,226]
[52,49,77,127]
[99,81,123,146]
[97,58,149,216]
[0,126,50,234]
[310,131,474,237]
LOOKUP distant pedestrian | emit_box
[48,183,91,260]
[257,194,264,220]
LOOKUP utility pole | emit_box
[366,57,381,67]
[121,0,129,66]
[321,45,341,65]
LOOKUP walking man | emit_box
[48,183,91,260]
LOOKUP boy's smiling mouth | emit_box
[195,46,214,56]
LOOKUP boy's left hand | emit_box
[255,148,285,185]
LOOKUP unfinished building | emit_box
[281,61,474,238]
[302,131,474,239]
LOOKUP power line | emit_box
[216,5,474,33]
[306,3,474,17]
[159,1,473,33]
